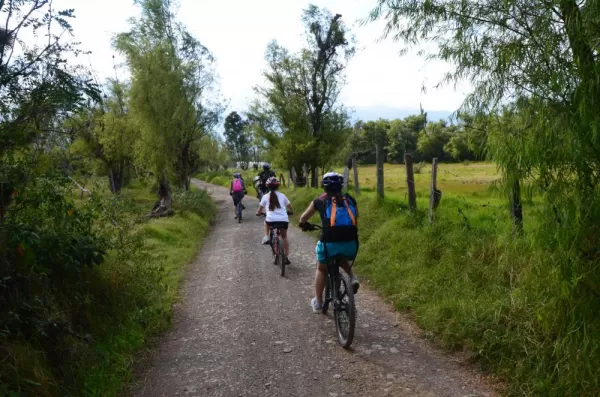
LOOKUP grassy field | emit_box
[2,180,216,396]
[198,163,598,396]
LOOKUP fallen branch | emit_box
[69,177,92,198]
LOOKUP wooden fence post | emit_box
[405,153,417,211]
[510,178,523,235]
[376,143,384,199]
[429,158,442,223]
[343,166,349,191]
[352,157,360,196]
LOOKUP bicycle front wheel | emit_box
[334,274,356,348]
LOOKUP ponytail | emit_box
[268,190,281,211]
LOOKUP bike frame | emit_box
[258,213,287,276]
[236,198,243,223]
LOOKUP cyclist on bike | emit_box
[256,163,276,198]
[256,177,293,264]
[230,173,247,219]
[299,172,360,314]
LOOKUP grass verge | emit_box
[1,182,216,396]
[281,185,598,397]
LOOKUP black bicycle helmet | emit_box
[263,163,271,171]
[321,172,344,189]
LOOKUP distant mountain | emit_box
[349,106,456,123]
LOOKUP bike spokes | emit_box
[334,275,356,348]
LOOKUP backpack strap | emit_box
[342,197,357,226]
[329,197,357,227]
[330,197,338,227]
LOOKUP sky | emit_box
[51,0,471,121]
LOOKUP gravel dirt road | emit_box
[132,180,500,397]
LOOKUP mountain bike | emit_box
[232,192,246,223]
[301,223,357,348]
[257,213,290,277]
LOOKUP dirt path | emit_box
[132,180,499,397]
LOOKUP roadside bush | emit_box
[173,188,215,219]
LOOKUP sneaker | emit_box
[350,276,360,294]
[284,256,291,265]
[311,298,323,314]
[234,215,238,220]
[261,236,270,245]
[241,204,246,210]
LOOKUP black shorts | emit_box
[232,192,244,205]
[266,221,288,230]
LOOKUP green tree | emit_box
[416,120,452,161]
[368,0,600,241]
[116,0,221,202]
[300,6,356,186]
[386,112,427,162]
[69,80,138,193]
[224,111,250,168]
[369,1,600,394]
[1,1,99,218]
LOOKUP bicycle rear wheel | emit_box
[237,203,242,223]
[278,238,285,277]
[334,274,356,348]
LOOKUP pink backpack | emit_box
[232,179,243,192]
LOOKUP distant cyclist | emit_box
[256,163,276,199]
[256,177,293,264]
[230,173,247,219]
[299,172,360,314]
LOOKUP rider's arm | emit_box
[256,195,267,215]
[283,194,293,213]
[299,202,317,224]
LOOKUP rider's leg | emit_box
[340,258,360,293]
[340,260,355,277]
[312,242,327,312]
[314,262,327,304]
[261,221,270,244]
[281,228,291,264]
[280,229,289,255]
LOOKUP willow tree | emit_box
[369,1,600,246]
[369,1,600,394]
[69,80,139,193]
[301,6,355,186]
[116,0,220,211]
[252,6,354,186]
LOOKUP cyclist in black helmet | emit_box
[256,163,276,199]
[299,172,360,314]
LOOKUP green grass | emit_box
[78,210,212,395]
[270,162,597,397]
[1,181,216,396]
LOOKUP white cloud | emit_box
[51,0,471,115]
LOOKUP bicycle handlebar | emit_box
[256,212,293,217]
[300,222,322,232]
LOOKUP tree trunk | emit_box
[510,178,523,235]
[147,171,174,218]
[108,168,123,194]
[311,166,318,188]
